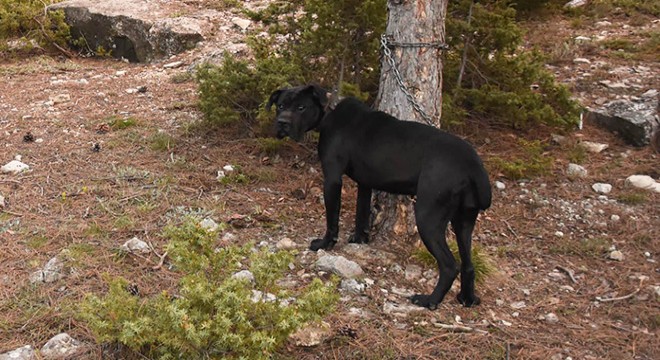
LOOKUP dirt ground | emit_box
[0,3,658,360]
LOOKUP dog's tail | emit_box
[472,169,492,211]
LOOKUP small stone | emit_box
[495,299,504,306]
[551,134,568,145]
[231,17,252,31]
[250,290,277,303]
[120,237,150,254]
[625,175,660,193]
[315,254,364,279]
[580,141,608,153]
[40,333,82,359]
[592,183,612,194]
[567,163,588,178]
[610,214,620,222]
[232,270,255,283]
[223,164,235,173]
[340,278,365,294]
[564,0,587,8]
[644,252,651,258]
[495,181,506,190]
[545,312,559,323]
[115,70,127,76]
[49,93,71,104]
[573,58,591,64]
[595,20,612,27]
[163,61,184,69]
[289,321,332,347]
[383,301,425,317]
[276,237,297,250]
[510,301,526,309]
[391,286,415,297]
[1,160,30,174]
[555,231,564,237]
[0,345,35,360]
[216,170,226,180]
[30,254,68,284]
[404,264,422,281]
[641,89,658,98]
[575,35,591,42]
[199,218,219,232]
[608,250,624,261]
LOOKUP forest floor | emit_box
[0,1,658,359]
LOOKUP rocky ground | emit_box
[0,1,658,359]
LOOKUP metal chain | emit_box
[380,34,448,127]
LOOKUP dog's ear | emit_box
[303,84,328,109]
[266,89,284,110]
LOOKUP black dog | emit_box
[267,85,492,310]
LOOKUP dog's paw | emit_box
[309,238,335,251]
[456,292,481,307]
[347,233,369,244]
[409,294,438,310]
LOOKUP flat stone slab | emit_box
[584,98,658,147]
[49,0,209,62]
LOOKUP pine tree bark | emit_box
[371,0,448,242]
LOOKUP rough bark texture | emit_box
[371,0,448,242]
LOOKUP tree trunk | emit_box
[372,0,448,242]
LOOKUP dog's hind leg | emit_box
[410,196,458,310]
[348,185,372,244]
[452,208,481,307]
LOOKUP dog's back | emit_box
[320,97,491,211]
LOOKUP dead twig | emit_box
[595,278,644,302]
[555,265,578,284]
[1,209,24,217]
[433,322,488,334]
[503,220,518,237]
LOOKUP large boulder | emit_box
[583,96,658,147]
[49,0,209,62]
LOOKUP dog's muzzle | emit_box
[276,118,292,139]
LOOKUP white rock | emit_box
[49,94,71,104]
[276,237,297,250]
[30,255,67,284]
[592,183,612,194]
[383,301,425,317]
[231,17,252,31]
[575,35,591,42]
[40,333,82,359]
[223,164,235,172]
[580,141,608,153]
[232,270,255,283]
[610,214,620,222]
[199,218,219,231]
[1,160,29,174]
[250,290,277,303]
[495,181,506,190]
[595,21,612,27]
[0,345,35,360]
[573,58,591,64]
[340,278,365,294]
[567,163,588,178]
[625,175,660,193]
[163,61,184,69]
[554,231,564,237]
[641,89,658,98]
[216,170,226,180]
[545,312,559,323]
[120,237,150,253]
[564,0,587,8]
[510,301,527,309]
[115,70,127,76]
[608,250,624,261]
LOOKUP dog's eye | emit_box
[297,105,306,112]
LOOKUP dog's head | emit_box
[267,84,328,141]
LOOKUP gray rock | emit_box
[625,175,660,193]
[0,345,35,360]
[276,237,297,250]
[163,61,184,69]
[341,243,397,265]
[544,312,559,323]
[595,21,612,27]
[199,218,219,232]
[573,58,591,64]
[232,270,255,283]
[495,181,506,190]
[1,160,29,174]
[340,278,365,294]
[30,252,70,284]
[315,254,364,279]
[289,321,331,347]
[49,0,207,62]
[584,98,658,147]
[40,333,82,359]
[591,183,612,194]
[231,17,252,31]
[120,237,150,253]
[567,163,588,178]
[250,290,277,303]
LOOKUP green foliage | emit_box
[490,139,553,180]
[79,219,338,359]
[107,116,138,131]
[149,132,176,151]
[443,0,581,129]
[412,242,495,284]
[0,0,70,52]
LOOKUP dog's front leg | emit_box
[348,184,372,244]
[310,177,342,251]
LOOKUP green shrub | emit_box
[412,242,495,284]
[490,139,554,180]
[79,219,338,359]
[0,0,70,52]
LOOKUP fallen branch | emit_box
[1,209,24,217]
[555,265,578,284]
[433,322,488,334]
[595,279,644,302]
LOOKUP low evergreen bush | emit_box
[0,0,70,52]
[79,219,338,359]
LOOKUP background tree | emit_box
[371,0,449,242]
